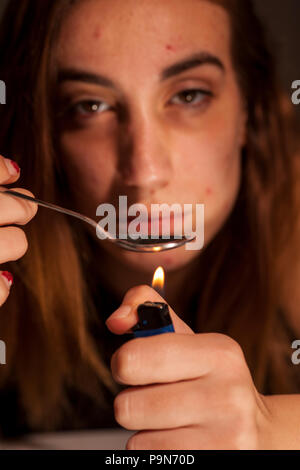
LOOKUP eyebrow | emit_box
[57,51,225,89]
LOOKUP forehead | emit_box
[56,0,231,75]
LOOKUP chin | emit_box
[115,246,202,273]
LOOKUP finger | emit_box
[126,427,210,450]
[106,284,194,335]
[0,156,20,184]
[111,333,222,386]
[114,376,249,432]
[126,427,247,450]
[0,187,38,225]
[0,271,13,307]
[114,378,209,431]
[0,226,29,263]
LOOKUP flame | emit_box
[152,266,165,291]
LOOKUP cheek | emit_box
[173,125,241,194]
[171,112,242,243]
[171,78,244,195]
[59,131,117,200]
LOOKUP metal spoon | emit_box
[0,189,195,252]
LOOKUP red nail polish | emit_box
[9,160,20,173]
[1,271,13,286]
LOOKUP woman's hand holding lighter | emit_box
[106,285,273,450]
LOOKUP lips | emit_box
[113,200,193,237]
[117,212,183,236]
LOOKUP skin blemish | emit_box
[166,44,175,52]
[93,27,102,39]
[161,256,174,268]
[206,187,213,196]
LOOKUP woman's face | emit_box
[55,0,247,274]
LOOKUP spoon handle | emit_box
[0,188,102,233]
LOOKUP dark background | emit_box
[253,0,300,119]
[0,0,299,117]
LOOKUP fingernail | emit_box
[106,305,132,323]
[4,158,20,176]
[1,271,13,288]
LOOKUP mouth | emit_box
[117,212,189,237]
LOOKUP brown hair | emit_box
[0,0,299,431]
[197,0,300,393]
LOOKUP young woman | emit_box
[0,0,299,449]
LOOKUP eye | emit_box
[69,99,112,116]
[169,89,212,107]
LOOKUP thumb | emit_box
[105,284,194,335]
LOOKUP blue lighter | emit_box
[132,301,175,338]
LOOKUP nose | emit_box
[117,108,173,193]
